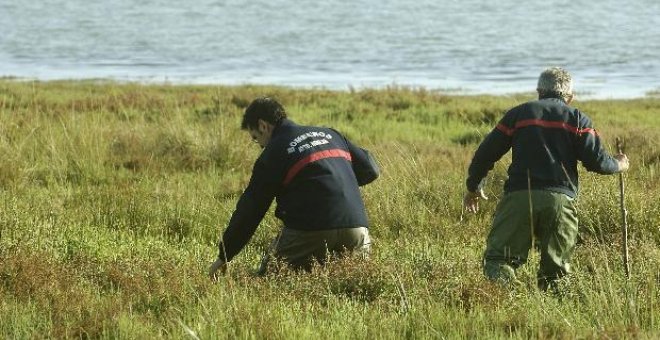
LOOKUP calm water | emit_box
[1,0,659,98]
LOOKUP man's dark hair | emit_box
[241,97,288,130]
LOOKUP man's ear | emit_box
[566,94,574,105]
[258,119,273,133]
[257,119,267,132]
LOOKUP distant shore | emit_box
[2,75,658,101]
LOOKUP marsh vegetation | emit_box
[0,80,658,338]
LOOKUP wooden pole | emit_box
[616,137,630,279]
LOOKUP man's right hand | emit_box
[209,257,227,282]
[615,154,630,172]
[463,189,488,213]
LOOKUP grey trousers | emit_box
[258,227,371,273]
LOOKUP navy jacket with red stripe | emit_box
[219,119,379,262]
[466,97,619,197]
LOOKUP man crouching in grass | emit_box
[209,97,379,280]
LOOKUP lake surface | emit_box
[1,0,659,98]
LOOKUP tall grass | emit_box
[0,80,658,338]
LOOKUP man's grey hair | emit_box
[537,67,573,100]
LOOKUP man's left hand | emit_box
[209,257,227,282]
[463,189,488,213]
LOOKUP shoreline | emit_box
[2,74,658,101]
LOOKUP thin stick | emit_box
[257,228,284,275]
[616,137,630,279]
[527,169,535,249]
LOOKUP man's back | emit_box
[467,98,619,198]
[502,98,584,196]
[258,119,375,230]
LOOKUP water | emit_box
[1,0,659,98]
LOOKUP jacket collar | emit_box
[539,97,568,104]
[272,118,295,137]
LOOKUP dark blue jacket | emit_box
[219,119,379,262]
[467,97,620,197]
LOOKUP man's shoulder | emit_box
[274,123,336,141]
[508,98,582,117]
[504,100,543,116]
[267,123,344,157]
[517,98,561,110]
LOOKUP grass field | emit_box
[0,79,658,339]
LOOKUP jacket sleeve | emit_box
[345,137,379,186]
[466,117,513,192]
[218,158,277,262]
[575,115,620,174]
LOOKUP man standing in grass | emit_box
[209,97,379,279]
[463,67,630,290]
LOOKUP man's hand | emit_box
[463,189,488,213]
[209,257,227,282]
[614,154,630,172]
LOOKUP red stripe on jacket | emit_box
[283,149,352,186]
[496,119,597,137]
[496,124,515,136]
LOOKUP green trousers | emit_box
[483,190,578,290]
